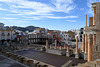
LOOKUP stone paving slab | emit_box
[0,55,28,67]
[16,49,87,67]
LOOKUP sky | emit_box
[0,0,100,31]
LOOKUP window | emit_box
[64,38,66,40]
[2,33,5,36]
[8,33,10,35]
[66,35,67,37]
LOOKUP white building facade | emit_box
[60,32,69,44]
[0,23,13,41]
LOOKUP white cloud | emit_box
[23,16,41,20]
[23,15,78,20]
[0,0,55,15]
[66,20,76,22]
[0,4,2,6]
[2,17,17,20]
[0,0,78,21]
[0,8,8,11]
[45,16,78,19]
[16,20,28,23]
[51,0,75,13]
[0,0,75,15]
[3,19,29,26]
[76,8,84,11]
[87,0,100,14]
[7,20,28,22]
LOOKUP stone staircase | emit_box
[76,59,100,67]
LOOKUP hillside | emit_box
[11,26,40,32]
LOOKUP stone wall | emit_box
[89,17,93,27]
[96,3,100,51]
[93,51,100,60]
[93,2,100,60]
[46,48,73,56]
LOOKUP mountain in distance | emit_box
[10,25,60,33]
[11,26,40,32]
[25,26,40,32]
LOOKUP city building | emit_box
[49,31,61,45]
[28,33,53,44]
[17,35,22,44]
[34,28,48,33]
[0,23,14,45]
[66,31,75,41]
[17,32,29,44]
[60,31,69,44]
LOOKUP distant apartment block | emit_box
[0,23,13,44]
[17,34,29,44]
[28,33,53,44]
[60,32,69,44]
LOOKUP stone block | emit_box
[84,53,87,60]
[75,53,79,59]
[33,62,40,67]
[37,63,48,67]
[23,59,34,66]
[19,56,26,63]
[59,46,62,50]
[66,52,69,57]
[61,50,66,56]
[16,55,22,61]
[13,54,19,60]
[96,59,100,67]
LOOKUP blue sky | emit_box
[0,0,100,31]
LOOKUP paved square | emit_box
[0,55,28,67]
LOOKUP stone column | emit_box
[55,39,57,49]
[64,44,66,49]
[80,42,82,51]
[88,35,93,62]
[50,44,52,49]
[85,15,87,27]
[76,36,78,54]
[59,46,62,50]
[93,34,96,45]
[46,40,48,48]
[82,34,85,52]
[75,36,79,58]
[84,34,88,60]
[93,7,96,25]
[67,47,69,52]
[66,47,69,57]
[85,34,88,53]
